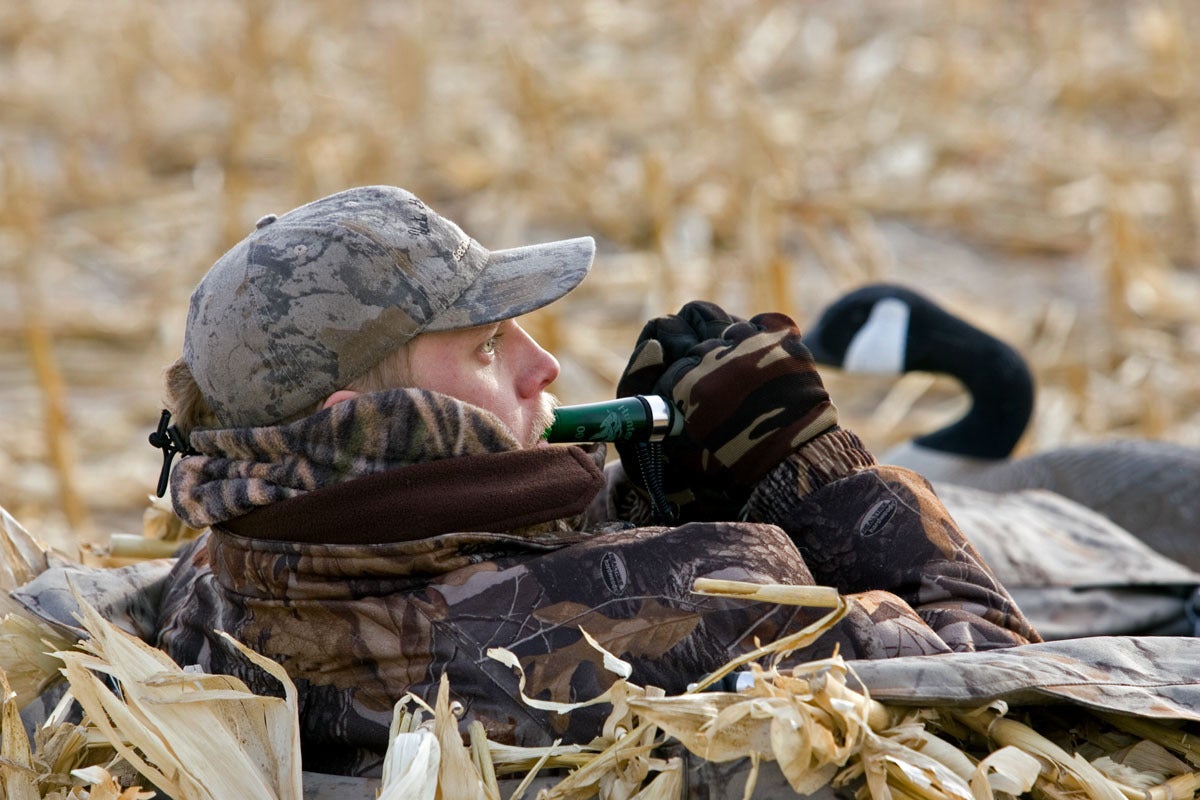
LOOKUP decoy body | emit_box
[935,481,1199,639]
[806,283,1200,574]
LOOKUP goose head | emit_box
[806,283,1035,461]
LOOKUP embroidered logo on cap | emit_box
[452,239,470,262]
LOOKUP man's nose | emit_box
[516,325,559,397]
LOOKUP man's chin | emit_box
[526,393,559,449]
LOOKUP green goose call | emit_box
[544,396,683,443]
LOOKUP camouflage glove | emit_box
[617,301,839,498]
[615,301,737,502]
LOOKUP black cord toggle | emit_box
[148,409,199,498]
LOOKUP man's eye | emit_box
[481,336,498,355]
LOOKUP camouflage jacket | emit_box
[154,389,1037,775]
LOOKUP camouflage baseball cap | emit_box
[183,185,594,428]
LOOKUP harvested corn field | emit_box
[3,2,1200,798]
[2,0,1199,551]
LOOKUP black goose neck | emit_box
[907,306,1035,460]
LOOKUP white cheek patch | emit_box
[842,297,910,375]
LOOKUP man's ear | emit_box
[322,389,361,410]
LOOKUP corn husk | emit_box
[0,504,77,709]
[487,630,677,800]
[685,583,851,693]
[2,668,126,800]
[4,541,1199,800]
[375,679,506,800]
[948,704,1147,800]
[377,702,440,800]
[485,580,1196,800]
[1,670,41,800]
[0,609,76,709]
[68,767,156,800]
[0,505,55,593]
[80,496,204,568]
[691,578,841,609]
[486,740,599,776]
[431,674,492,800]
[139,495,204,545]
[55,592,303,800]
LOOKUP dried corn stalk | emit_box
[0,503,76,709]
[1,670,131,800]
[56,593,303,800]
[68,767,156,800]
[1,670,41,800]
[944,704,1200,800]
[81,496,204,568]
[3,557,1196,800]
[377,702,440,800]
[0,504,57,592]
[483,578,1195,799]
[488,630,682,800]
[139,495,205,546]
[688,579,849,693]
[431,674,494,800]
[376,677,505,800]
[0,610,75,708]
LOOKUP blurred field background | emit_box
[2,0,1199,555]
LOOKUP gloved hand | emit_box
[617,301,838,497]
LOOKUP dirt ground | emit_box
[2,0,1198,555]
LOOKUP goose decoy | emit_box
[933,482,1200,640]
[806,282,1200,572]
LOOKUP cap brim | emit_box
[424,236,595,331]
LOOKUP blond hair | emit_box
[164,345,413,439]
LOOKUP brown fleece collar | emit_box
[220,445,605,545]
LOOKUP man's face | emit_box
[408,318,560,447]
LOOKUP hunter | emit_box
[150,185,1038,775]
